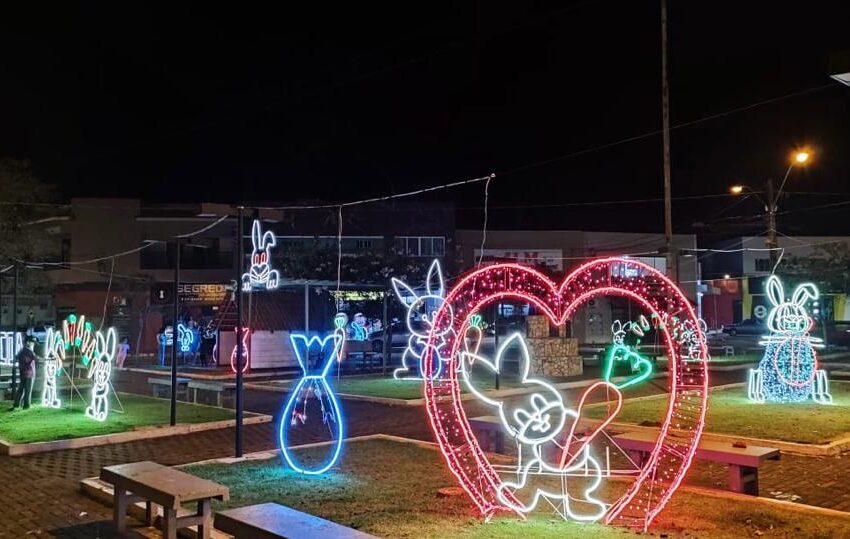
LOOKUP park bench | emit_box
[188,379,235,408]
[469,416,780,495]
[214,502,377,539]
[148,376,190,400]
[100,460,229,539]
[612,430,780,495]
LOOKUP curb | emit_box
[0,414,272,457]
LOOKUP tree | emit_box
[782,243,850,294]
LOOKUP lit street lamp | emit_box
[730,150,812,267]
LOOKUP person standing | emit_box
[116,336,130,368]
[10,336,37,410]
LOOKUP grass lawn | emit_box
[0,393,234,444]
[185,438,850,538]
[654,353,760,365]
[586,382,850,444]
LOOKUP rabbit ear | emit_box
[500,333,531,380]
[425,260,444,297]
[766,276,785,307]
[104,328,117,359]
[391,278,416,304]
[792,282,819,307]
[611,320,622,334]
[261,230,276,250]
[251,220,262,249]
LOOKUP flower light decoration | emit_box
[85,327,117,422]
[242,219,280,292]
[748,276,830,404]
[229,329,251,374]
[333,313,348,361]
[41,328,65,409]
[62,314,96,365]
[391,259,452,380]
[420,257,709,529]
[279,333,344,474]
[0,331,23,366]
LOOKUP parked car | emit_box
[368,320,425,353]
[721,318,764,336]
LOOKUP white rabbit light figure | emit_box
[85,328,117,421]
[391,259,454,380]
[241,219,280,292]
[748,276,830,404]
[41,328,65,409]
[460,333,608,521]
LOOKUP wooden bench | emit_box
[613,430,780,495]
[100,460,229,539]
[215,502,377,539]
[188,380,235,407]
[148,376,190,400]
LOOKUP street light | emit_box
[730,149,813,266]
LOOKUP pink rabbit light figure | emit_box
[459,333,610,521]
[241,219,280,292]
[86,328,117,422]
[748,276,830,404]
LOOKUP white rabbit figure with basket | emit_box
[85,327,117,421]
[391,259,454,380]
[41,327,65,409]
[748,275,831,404]
[241,219,280,292]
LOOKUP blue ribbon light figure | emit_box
[279,333,345,474]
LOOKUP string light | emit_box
[279,333,344,475]
[62,314,96,365]
[228,329,250,374]
[421,257,709,529]
[603,321,653,389]
[177,323,200,354]
[748,276,831,404]
[0,331,22,366]
[242,219,280,292]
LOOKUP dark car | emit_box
[721,318,764,336]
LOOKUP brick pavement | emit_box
[3,374,850,537]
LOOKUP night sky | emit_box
[2,1,849,235]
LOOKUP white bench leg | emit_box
[197,499,212,539]
[162,508,178,539]
[113,488,128,533]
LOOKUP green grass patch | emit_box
[586,382,850,444]
[0,393,234,444]
[655,353,760,365]
[185,438,850,538]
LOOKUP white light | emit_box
[85,328,117,422]
[242,219,280,292]
[41,328,64,409]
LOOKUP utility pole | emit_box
[661,0,677,280]
[170,239,180,426]
[11,264,19,396]
[235,207,245,458]
[765,178,779,268]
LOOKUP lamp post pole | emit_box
[170,239,180,426]
[235,207,244,458]
[661,0,677,280]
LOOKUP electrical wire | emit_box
[476,175,492,269]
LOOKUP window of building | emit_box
[754,258,772,272]
[394,236,445,257]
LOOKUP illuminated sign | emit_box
[178,283,230,305]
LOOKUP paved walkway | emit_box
[3,372,850,537]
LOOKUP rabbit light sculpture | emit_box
[391,259,453,380]
[41,327,65,409]
[242,219,280,292]
[748,276,830,404]
[603,320,654,389]
[279,333,344,474]
[460,333,620,522]
[86,328,117,421]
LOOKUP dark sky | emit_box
[2,1,849,235]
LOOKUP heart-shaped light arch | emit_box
[423,257,708,528]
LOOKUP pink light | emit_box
[229,329,250,374]
[421,257,709,528]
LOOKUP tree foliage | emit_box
[782,243,850,293]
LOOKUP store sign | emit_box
[179,283,229,305]
[473,249,563,270]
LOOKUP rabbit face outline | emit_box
[242,219,280,291]
[765,275,818,335]
[86,327,117,422]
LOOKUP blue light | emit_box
[177,323,200,354]
[279,333,345,475]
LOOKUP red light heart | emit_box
[422,258,708,528]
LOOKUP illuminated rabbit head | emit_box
[89,328,117,382]
[460,333,567,445]
[391,259,454,340]
[44,328,66,361]
[765,276,818,335]
[242,219,280,291]
[611,320,629,345]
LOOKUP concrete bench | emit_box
[148,376,190,400]
[215,502,377,539]
[188,380,235,408]
[100,460,229,539]
[613,430,780,495]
